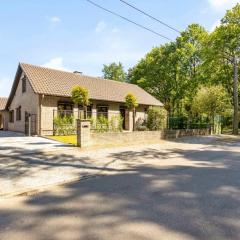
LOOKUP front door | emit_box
[120,108,126,130]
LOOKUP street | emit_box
[0,135,240,240]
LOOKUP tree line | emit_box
[102,3,240,134]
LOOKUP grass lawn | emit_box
[48,135,77,145]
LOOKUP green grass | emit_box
[48,135,77,145]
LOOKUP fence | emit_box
[168,116,211,130]
[53,110,123,135]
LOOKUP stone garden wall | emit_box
[90,128,211,147]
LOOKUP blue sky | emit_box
[0,0,239,97]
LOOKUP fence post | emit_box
[77,119,91,148]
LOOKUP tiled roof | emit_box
[0,97,7,110]
[20,63,163,106]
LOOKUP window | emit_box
[16,106,21,121]
[78,104,92,119]
[9,110,14,123]
[57,102,73,117]
[22,76,26,93]
[97,105,108,119]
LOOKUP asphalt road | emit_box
[0,136,240,240]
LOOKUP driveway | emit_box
[0,131,72,155]
[0,135,240,239]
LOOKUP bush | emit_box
[53,115,75,135]
[109,115,123,132]
[146,108,167,131]
[135,118,148,131]
[91,115,123,133]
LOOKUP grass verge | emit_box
[48,135,77,145]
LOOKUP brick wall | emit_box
[8,73,39,133]
[90,128,211,147]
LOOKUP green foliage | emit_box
[109,115,123,132]
[53,115,75,136]
[125,93,138,110]
[192,85,231,122]
[129,24,208,116]
[91,115,123,133]
[71,86,89,106]
[135,118,148,131]
[168,116,210,129]
[102,62,126,82]
[146,108,167,131]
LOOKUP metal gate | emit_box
[25,112,37,135]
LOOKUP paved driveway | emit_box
[0,131,71,155]
[0,134,240,239]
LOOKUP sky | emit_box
[0,0,239,97]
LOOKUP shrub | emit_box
[146,108,167,131]
[53,115,75,135]
[109,115,123,132]
[91,115,123,133]
[135,118,148,131]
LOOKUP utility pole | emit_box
[233,56,239,135]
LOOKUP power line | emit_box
[85,0,172,41]
[120,0,181,33]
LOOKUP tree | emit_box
[125,93,138,131]
[71,86,89,119]
[128,24,208,117]
[146,108,167,130]
[192,85,231,123]
[102,62,126,81]
[207,3,240,134]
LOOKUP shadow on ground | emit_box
[0,136,240,239]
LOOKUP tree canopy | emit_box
[102,62,126,82]
[192,85,231,122]
[71,86,89,106]
[125,93,138,110]
[127,3,239,133]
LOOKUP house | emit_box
[0,97,8,130]
[4,63,163,135]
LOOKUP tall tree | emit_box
[125,93,138,131]
[192,85,231,123]
[129,24,208,117]
[102,62,126,81]
[208,3,240,134]
[71,86,89,119]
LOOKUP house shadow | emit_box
[0,140,240,240]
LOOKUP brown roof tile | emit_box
[20,63,163,106]
[0,97,8,110]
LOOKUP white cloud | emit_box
[95,21,107,33]
[50,16,61,23]
[208,0,240,10]
[42,57,70,71]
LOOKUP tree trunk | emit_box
[84,105,87,120]
[133,108,136,131]
[233,56,239,135]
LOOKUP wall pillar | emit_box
[77,119,91,148]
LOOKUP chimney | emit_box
[73,71,83,75]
